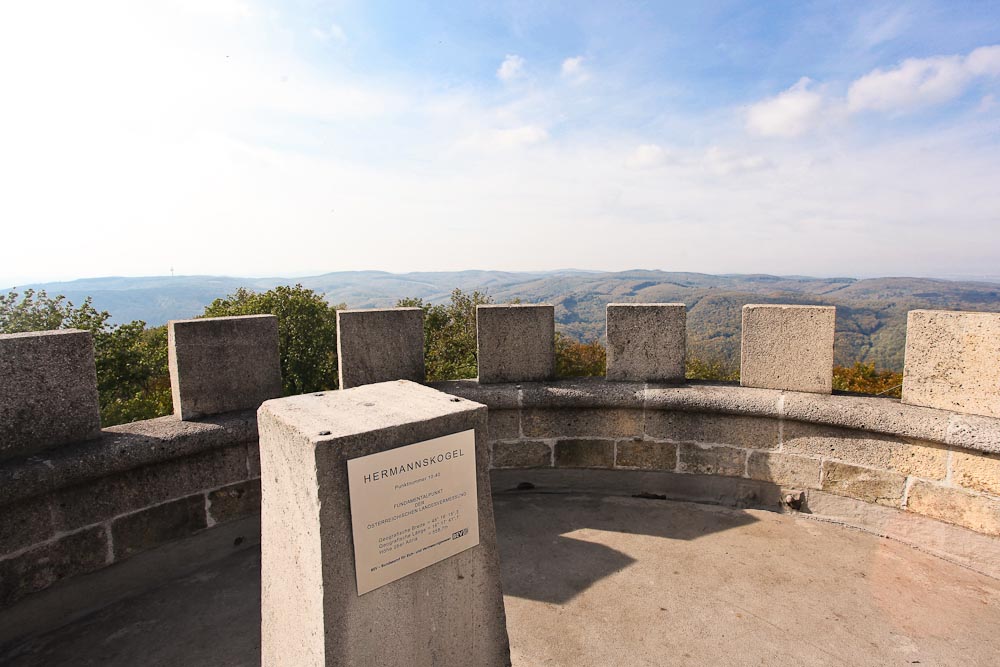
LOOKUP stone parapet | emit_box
[902,310,1000,418]
[168,314,282,420]
[741,304,836,393]
[476,304,555,383]
[336,307,425,388]
[0,329,101,461]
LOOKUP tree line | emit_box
[1,287,902,427]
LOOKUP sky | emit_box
[1,0,999,286]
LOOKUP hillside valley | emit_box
[10,270,1000,372]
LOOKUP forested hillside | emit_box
[10,270,1000,371]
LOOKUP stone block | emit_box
[746,452,821,489]
[336,308,425,389]
[906,480,1000,536]
[0,329,101,461]
[0,526,108,608]
[111,494,208,560]
[951,450,1000,496]
[782,421,948,479]
[0,496,54,556]
[605,303,686,382]
[644,411,779,450]
[740,304,835,393]
[168,315,282,420]
[51,444,247,532]
[487,409,520,441]
[677,444,745,477]
[492,441,551,469]
[554,439,615,468]
[258,380,509,667]
[522,408,643,439]
[615,440,677,471]
[476,304,554,383]
[902,310,1000,418]
[821,461,905,507]
[208,479,262,524]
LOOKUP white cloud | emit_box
[966,45,1000,76]
[625,144,673,169]
[561,56,589,83]
[848,46,1000,114]
[848,55,971,112]
[746,77,825,137]
[497,54,525,82]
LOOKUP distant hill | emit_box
[8,270,1000,371]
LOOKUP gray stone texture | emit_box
[476,304,554,383]
[0,497,54,556]
[207,479,262,525]
[782,421,948,479]
[0,412,257,508]
[615,439,677,471]
[821,461,906,507]
[50,444,247,533]
[522,408,643,439]
[902,310,1000,418]
[644,411,780,449]
[168,315,281,420]
[487,409,520,441]
[257,380,510,667]
[740,304,835,393]
[554,439,615,468]
[491,441,551,469]
[111,494,208,560]
[906,480,1000,536]
[0,329,101,461]
[678,444,745,477]
[746,451,821,489]
[606,303,686,382]
[521,377,645,408]
[337,308,425,389]
[0,526,108,608]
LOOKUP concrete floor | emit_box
[3,493,1000,666]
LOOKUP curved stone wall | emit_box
[2,303,1000,610]
[434,378,1000,580]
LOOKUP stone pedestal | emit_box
[258,380,510,667]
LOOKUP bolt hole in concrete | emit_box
[3,495,1000,666]
[313,393,324,397]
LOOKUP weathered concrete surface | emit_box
[476,305,554,383]
[741,304,835,393]
[168,315,281,420]
[5,494,1000,666]
[257,380,509,667]
[605,303,686,382]
[336,308,425,389]
[902,310,1000,418]
[0,330,100,461]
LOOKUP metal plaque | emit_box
[346,429,480,595]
